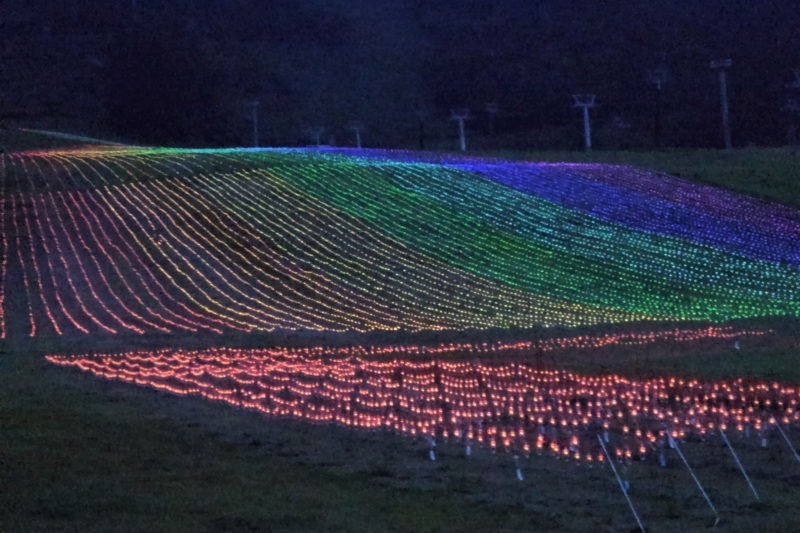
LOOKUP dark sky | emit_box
[4,0,799,148]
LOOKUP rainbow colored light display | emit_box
[2,146,799,337]
[47,338,798,464]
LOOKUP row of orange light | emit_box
[48,345,798,464]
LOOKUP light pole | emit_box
[572,94,596,151]
[710,59,733,151]
[450,108,470,152]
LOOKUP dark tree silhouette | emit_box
[106,25,231,146]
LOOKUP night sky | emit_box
[4,0,800,148]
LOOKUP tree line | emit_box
[4,0,800,149]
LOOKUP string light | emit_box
[47,344,800,465]
[2,146,798,337]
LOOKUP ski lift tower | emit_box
[572,94,596,151]
[450,108,471,152]
[348,121,364,149]
[306,126,325,147]
[710,59,733,151]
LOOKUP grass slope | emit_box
[0,348,538,533]
[4,335,800,532]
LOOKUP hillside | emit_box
[2,147,799,339]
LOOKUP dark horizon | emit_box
[4,0,800,149]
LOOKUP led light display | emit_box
[2,147,798,337]
[47,336,795,464]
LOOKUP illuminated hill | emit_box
[2,147,798,338]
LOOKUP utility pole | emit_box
[348,121,364,149]
[710,59,733,151]
[572,94,596,151]
[647,65,668,148]
[450,108,470,152]
[247,101,259,148]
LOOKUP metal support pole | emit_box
[450,109,470,152]
[349,121,364,149]
[597,436,646,533]
[719,428,760,500]
[776,424,800,463]
[667,431,719,526]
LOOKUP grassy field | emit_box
[0,342,537,533]
[4,330,800,532]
